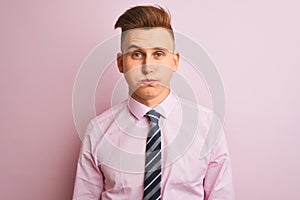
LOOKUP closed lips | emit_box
[140,79,157,83]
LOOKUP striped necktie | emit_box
[143,110,161,200]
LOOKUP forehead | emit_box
[121,28,174,53]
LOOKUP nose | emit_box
[142,64,154,75]
[142,54,154,75]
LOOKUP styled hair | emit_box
[114,5,174,40]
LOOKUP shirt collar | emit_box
[127,91,178,120]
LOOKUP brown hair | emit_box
[114,5,174,38]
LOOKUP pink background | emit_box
[1,0,299,199]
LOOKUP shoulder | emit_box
[84,100,128,138]
[94,101,128,124]
[178,97,213,126]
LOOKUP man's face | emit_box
[117,27,180,106]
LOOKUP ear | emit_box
[117,53,124,73]
[172,52,180,72]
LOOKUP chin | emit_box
[136,90,158,99]
[134,86,170,101]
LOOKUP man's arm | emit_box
[72,121,103,200]
[203,132,235,200]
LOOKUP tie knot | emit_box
[145,109,160,124]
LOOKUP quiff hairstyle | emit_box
[114,5,175,41]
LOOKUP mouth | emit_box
[140,79,158,84]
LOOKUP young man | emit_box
[73,5,234,200]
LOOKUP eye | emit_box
[131,51,144,59]
[154,51,165,59]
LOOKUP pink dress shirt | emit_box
[72,92,234,199]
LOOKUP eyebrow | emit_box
[126,44,141,50]
[126,44,170,52]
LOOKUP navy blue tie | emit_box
[143,110,161,200]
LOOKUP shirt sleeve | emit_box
[72,121,104,200]
[203,128,235,200]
